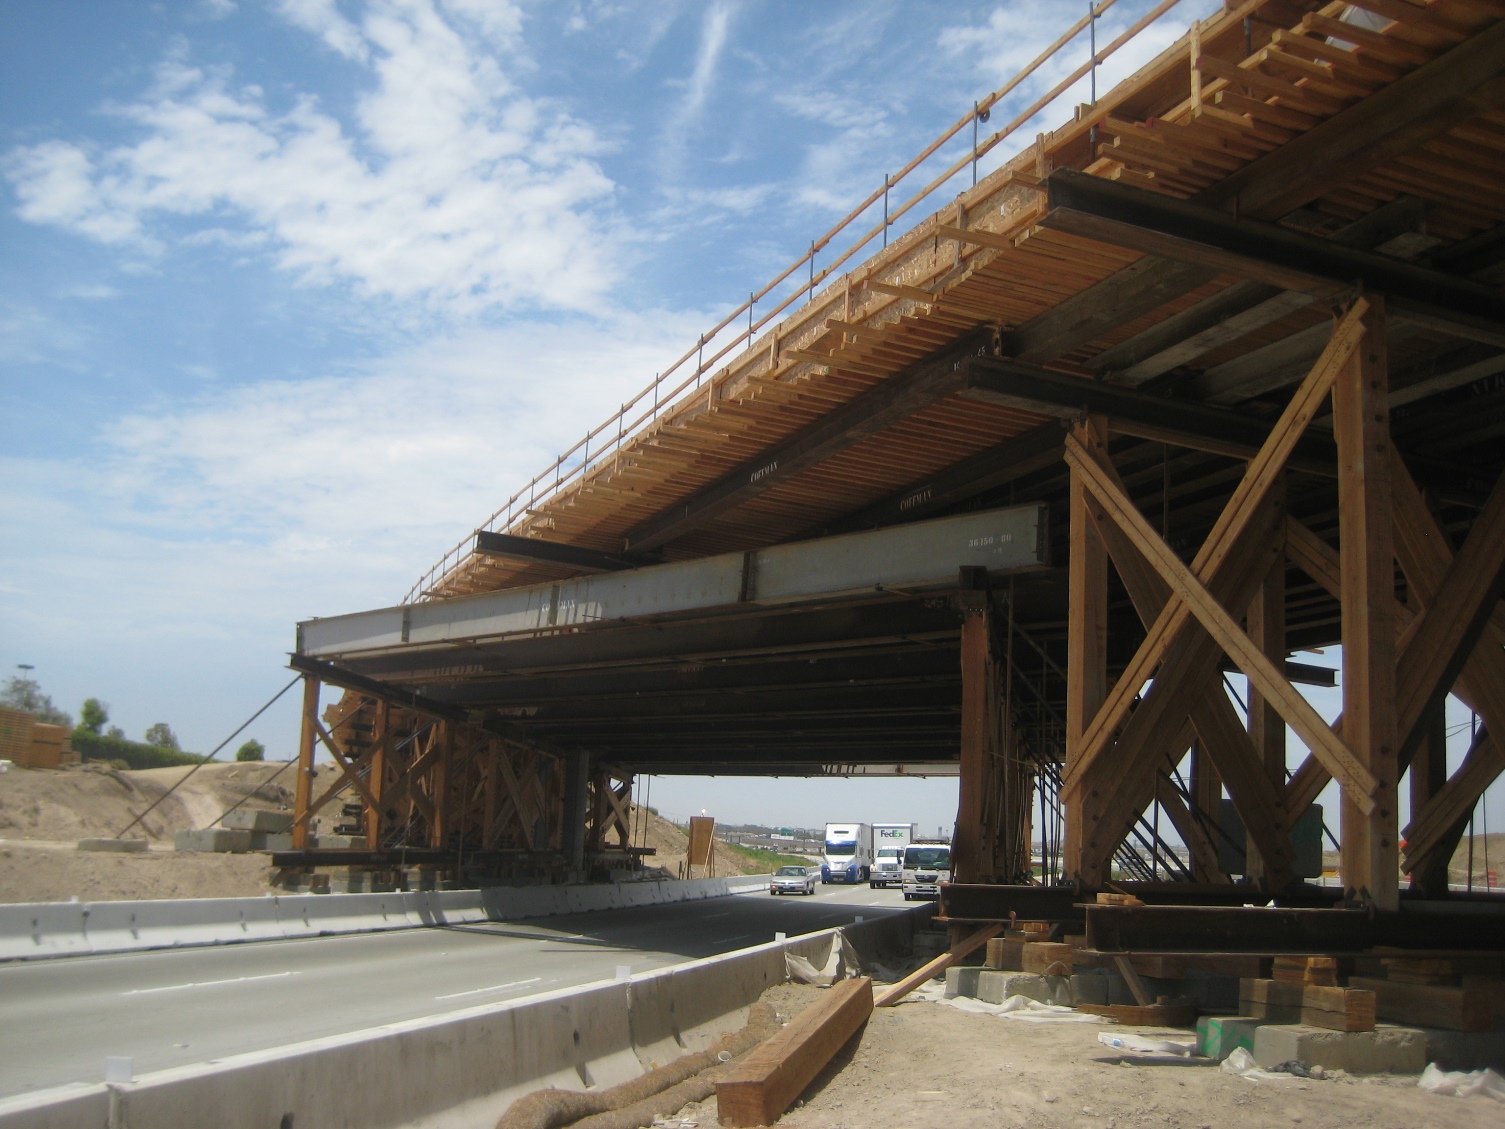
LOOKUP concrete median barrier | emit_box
[0,875,778,962]
[0,1084,108,1129]
[87,896,285,954]
[0,905,931,1129]
[276,892,417,939]
[0,903,90,961]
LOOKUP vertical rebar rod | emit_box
[882,176,890,247]
[972,102,980,187]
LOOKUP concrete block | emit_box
[307,834,361,849]
[174,829,252,853]
[1070,968,1113,1007]
[1253,1022,1426,1074]
[974,970,1071,1007]
[945,966,982,999]
[1197,1015,1266,1061]
[76,838,148,852]
[222,809,294,833]
[0,902,90,960]
[1419,1028,1505,1072]
[247,832,292,852]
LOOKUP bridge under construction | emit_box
[285,0,1505,948]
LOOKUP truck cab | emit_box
[900,842,951,900]
[820,822,872,884]
[870,845,905,888]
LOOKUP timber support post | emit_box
[1063,414,1110,887]
[955,566,994,884]
[292,676,319,851]
[1335,296,1398,910]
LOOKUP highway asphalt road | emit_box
[0,881,910,1098]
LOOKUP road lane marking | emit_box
[702,912,732,919]
[124,971,298,996]
[435,977,543,1001]
[717,934,752,944]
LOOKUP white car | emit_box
[769,865,817,895]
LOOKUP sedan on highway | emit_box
[768,865,817,895]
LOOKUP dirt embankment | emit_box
[0,767,783,903]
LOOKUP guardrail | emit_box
[0,906,933,1129]
[404,0,1202,603]
[0,874,775,962]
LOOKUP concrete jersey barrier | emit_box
[0,874,777,962]
[0,904,932,1129]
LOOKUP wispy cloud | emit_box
[658,2,734,181]
[4,0,618,315]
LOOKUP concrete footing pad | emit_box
[1253,1023,1426,1074]
[945,967,1071,1006]
[173,829,252,853]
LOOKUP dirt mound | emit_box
[0,761,297,843]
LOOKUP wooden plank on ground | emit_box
[715,976,873,1128]
[874,924,1002,1007]
[1347,975,1491,1032]
[1239,978,1375,1032]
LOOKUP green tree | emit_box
[235,739,265,762]
[143,722,179,749]
[78,698,109,735]
[106,725,125,740]
[0,676,72,726]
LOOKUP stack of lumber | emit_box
[1239,976,1375,1032]
[1348,956,1504,1032]
[0,710,73,770]
[983,920,1052,971]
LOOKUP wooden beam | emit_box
[1065,434,1378,812]
[812,422,1064,534]
[1202,19,1505,221]
[1040,170,1505,346]
[955,595,993,885]
[1246,478,1288,883]
[1063,303,1369,799]
[474,531,658,574]
[1003,26,1505,367]
[1335,297,1398,910]
[1064,415,1109,883]
[1392,467,1505,761]
[960,355,1338,474]
[715,976,874,1128]
[619,331,990,552]
[874,924,1003,1007]
[1075,450,1292,885]
[292,677,319,851]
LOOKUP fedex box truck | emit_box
[870,823,918,888]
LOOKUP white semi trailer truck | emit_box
[869,823,918,888]
[821,822,873,884]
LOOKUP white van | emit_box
[901,842,952,900]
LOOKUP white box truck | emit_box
[901,840,952,900]
[821,822,873,884]
[869,823,918,888]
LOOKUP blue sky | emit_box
[5,0,1496,841]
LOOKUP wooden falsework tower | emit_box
[286,4,1505,915]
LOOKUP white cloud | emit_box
[658,2,734,179]
[4,0,618,315]
[276,0,369,61]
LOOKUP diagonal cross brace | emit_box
[1065,433,1377,813]
[1062,300,1371,800]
